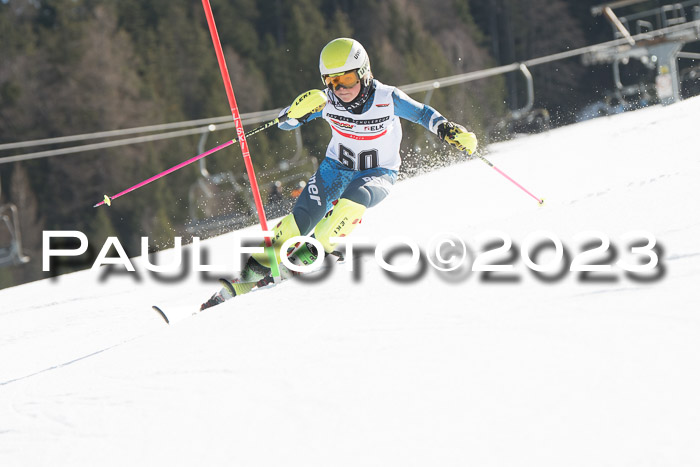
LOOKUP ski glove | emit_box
[437,121,478,155]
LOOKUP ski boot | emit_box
[200,242,344,310]
[258,241,345,285]
[200,290,226,311]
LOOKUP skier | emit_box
[201,37,477,310]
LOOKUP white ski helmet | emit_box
[319,38,372,86]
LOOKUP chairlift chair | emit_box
[185,126,317,237]
[0,183,30,267]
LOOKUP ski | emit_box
[150,304,199,325]
[150,249,345,324]
[151,305,170,324]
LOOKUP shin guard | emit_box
[313,198,366,253]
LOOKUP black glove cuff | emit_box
[437,121,450,140]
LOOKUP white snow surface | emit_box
[1,97,700,466]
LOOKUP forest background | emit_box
[1,0,697,288]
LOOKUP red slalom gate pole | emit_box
[201,0,280,278]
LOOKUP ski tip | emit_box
[151,305,170,324]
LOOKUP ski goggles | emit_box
[323,70,360,90]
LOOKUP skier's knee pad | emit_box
[252,213,301,267]
[313,198,366,253]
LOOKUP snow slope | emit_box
[1,97,699,467]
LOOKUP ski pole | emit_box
[93,116,286,208]
[475,153,544,205]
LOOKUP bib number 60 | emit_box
[339,144,379,170]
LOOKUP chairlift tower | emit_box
[586,0,700,105]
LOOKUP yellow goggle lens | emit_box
[324,71,360,90]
